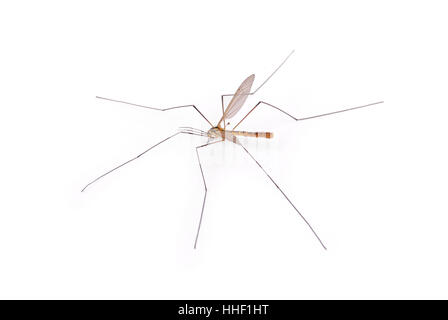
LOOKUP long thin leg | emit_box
[240,144,327,250]
[221,95,226,131]
[81,132,182,192]
[233,101,297,129]
[232,101,384,130]
[96,96,214,128]
[295,101,384,121]
[194,139,223,249]
[251,50,295,95]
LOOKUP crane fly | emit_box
[82,50,383,250]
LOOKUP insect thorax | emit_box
[207,127,224,139]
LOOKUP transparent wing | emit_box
[223,74,255,120]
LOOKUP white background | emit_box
[1,1,447,299]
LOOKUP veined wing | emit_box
[222,74,255,120]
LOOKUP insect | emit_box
[82,51,383,250]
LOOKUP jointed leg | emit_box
[233,101,297,129]
[221,95,226,130]
[240,144,327,250]
[194,140,223,249]
[232,101,384,130]
[96,96,213,127]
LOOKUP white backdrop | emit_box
[1,0,447,299]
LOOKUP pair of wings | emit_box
[222,74,255,121]
[219,74,255,145]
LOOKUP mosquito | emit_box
[82,50,383,250]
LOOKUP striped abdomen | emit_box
[230,130,274,139]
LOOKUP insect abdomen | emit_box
[231,131,274,139]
